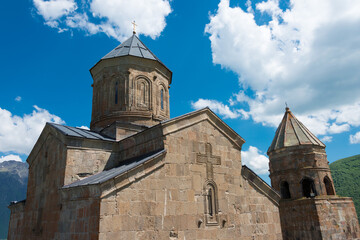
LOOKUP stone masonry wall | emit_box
[65,147,113,185]
[98,120,282,239]
[56,198,100,240]
[279,197,360,240]
[315,197,360,239]
[8,132,68,240]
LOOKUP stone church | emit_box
[8,32,360,240]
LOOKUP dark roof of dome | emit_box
[102,34,166,66]
[267,107,325,153]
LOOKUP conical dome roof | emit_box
[267,107,325,153]
[101,33,168,69]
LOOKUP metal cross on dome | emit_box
[132,21,137,34]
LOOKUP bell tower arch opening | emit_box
[324,176,335,195]
[280,181,291,199]
[301,178,317,198]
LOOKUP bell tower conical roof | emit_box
[267,107,325,153]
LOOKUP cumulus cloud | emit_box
[203,0,360,136]
[350,132,360,144]
[15,96,22,102]
[0,154,22,163]
[32,0,172,41]
[34,0,77,20]
[241,146,269,175]
[191,98,240,119]
[0,106,64,155]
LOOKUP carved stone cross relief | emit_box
[196,143,221,180]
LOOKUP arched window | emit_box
[280,181,291,199]
[204,181,219,226]
[302,178,317,198]
[160,88,164,110]
[115,82,118,104]
[324,176,335,195]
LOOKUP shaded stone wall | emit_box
[56,198,100,240]
[7,202,25,240]
[279,197,360,240]
[8,133,68,240]
[98,120,282,239]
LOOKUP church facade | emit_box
[8,33,359,240]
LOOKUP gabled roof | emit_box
[268,107,325,153]
[48,123,115,142]
[160,108,245,148]
[63,149,166,189]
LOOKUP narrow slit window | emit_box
[115,82,118,104]
[161,89,164,110]
[208,188,213,216]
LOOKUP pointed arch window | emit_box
[324,176,335,195]
[280,181,291,199]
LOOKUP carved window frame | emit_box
[159,83,167,114]
[203,180,219,226]
[135,76,151,110]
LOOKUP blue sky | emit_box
[1,0,360,182]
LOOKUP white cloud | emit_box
[320,136,332,143]
[350,132,360,144]
[204,0,360,136]
[241,146,269,175]
[33,0,172,41]
[191,98,240,119]
[0,154,22,163]
[0,106,64,155]
[15,96,22,102]
[33,0,77,20]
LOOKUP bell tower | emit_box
[89,33,172,140]
[268,107,359,240]
[267,107,335,199]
